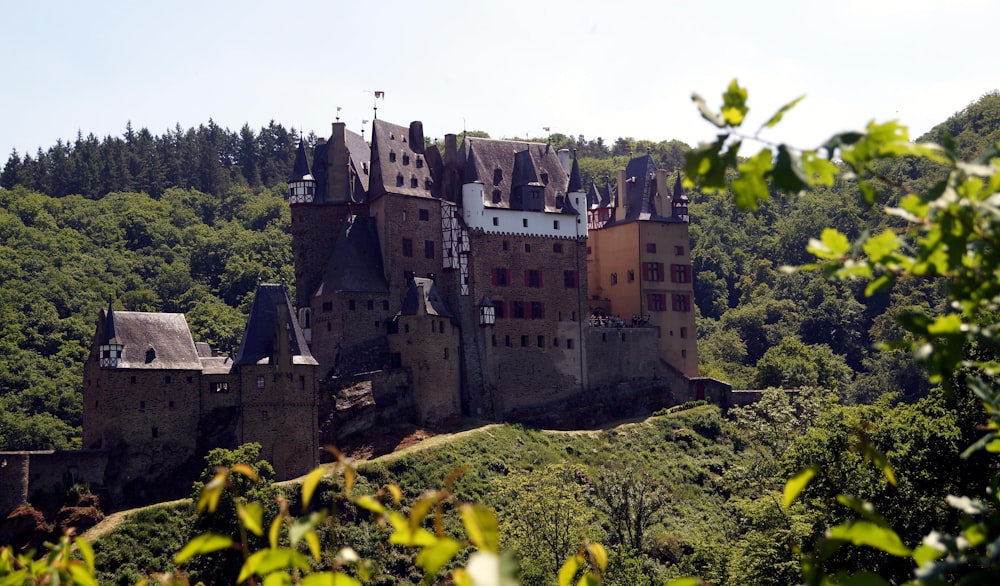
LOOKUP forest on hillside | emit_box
[0,94,998,452]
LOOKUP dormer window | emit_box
[416,157,424,169]
[403,153,410,165]
[492,189,502,204]
[556,196,564,208]
[99,343,124,368]
[410,175,418,188]
[424,178,433,190]
[389,151,396,163]
[540,172,548,185]
[493,168,503,186]
[362,162,369,174]
[396,173,404,186]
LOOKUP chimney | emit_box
[409,121,425,154]
[558,149,571,174]
[327,122,350,202]
[444,134,458,166]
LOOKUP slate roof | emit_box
[101,310,203,370]
[289,140,313,182]
[345,128,371,194]
[309,126,370,203]
[369,119,436,199]
[460,138,569,210]
[567,153,583,193]
[200,355,234,375]
[397,277,453,318]
[234,284,318,366]
[615,154,678,224]
[315,215,388,295]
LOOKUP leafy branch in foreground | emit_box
[681,80,1000,585]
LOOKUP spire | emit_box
[463,141,481,183]
[288,140,313,182]
[511,150,540,188]
[587,181,601,209]
[567,150,583,193]
[234,283,318,366]
[100,297,120,345]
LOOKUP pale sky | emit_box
[2,0,998,162]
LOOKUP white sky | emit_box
[2,0,998,161]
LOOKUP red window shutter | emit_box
[658,263,665,281]
[540,303,545,319]
[538,272,543,288]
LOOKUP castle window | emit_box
[672,294,691,312]
[432,321,436,333]
[671,264,691,283]
[681,327,688,338]
[402,238,413,257]
[212,382,230,393]
[491,335,497,347]
[327,322,331,331]
[682,349,687,358]
[349,299,356,310]
[425,240,435,259]
[152,427,158,438]
[402,211,407,221]
[425,178,433,190]
[522,218,528,228]
[521,335,528,347]
[627,270,635,283]
[564,270,578,288]
[362,162,369,174]
[492,189,502,204]
[644,262,664,282]
[524,243,531,253]
[256,375,265,390]
[537,336,544,348]
[186,376,193,384]
[383,300,389,310]
[647,243,657,253]
[493,168,503,186]
[169,401,175,410]
[493,301,505,319]
[512,301,525,319]
[396,173,404,186]
[389,151,396,162]
[403,153,410,165]
[419,208,429,221]
[553,220,560,230]
[556,196,564,208]
[611,273,618,285]
[139,401,145,412]
[405,324,410,333]
[493,217,499,226]
[553,338,559,347]
[164,375,171,384]
[540,172,548,185]
[322,301,333,312]
[411,175,418,188]
[502,240,509,251]
[367,300,374,310]
[531,302,545,319]
[587,246,592,254]
[553,243,563,253]
[492,268,509,286]
[298,376,305,390]
[440,320,445,333]
[675,245,685,256]
[130,376,136,384]
[566,338,574,349]
[444,347,449,359]
[525,270,541,288]
[416,157,424,169]
[647,293,666,312]
[505,335,511,347]
[374,320,380,328]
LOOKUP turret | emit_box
[288,140,316,204]
[671,173,689,222]
[98,299,124,368]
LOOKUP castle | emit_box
[1,117,730,515]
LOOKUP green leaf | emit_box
[732,148,774,210]
[761,95,805,130]
[238,549,312,584]
[387,511,437,547]
[461,504,500,553]
[927,314,963,335]
[863,230,901,264]
[197,470,228,513]
[415,537,463,579]
[263,572,293,586]
[684,136,731,192]
[586,542,608,573]
[174,533,234,565]
[75,537,95,572]
[841,570,890,586]
[238,501,265,536]
[301,572,362,586]
[352,495,386,516]
[783,466,818,510]
[558,555,581,586]
[231,463,259,483]
[691,93,725,128]
[666,579,705,586]
[912,543,944,566]
[721,79,749,126]
[827,521,912,556]
[801,150,838,186]
[772,144,810,193]
[67,564,100,586]
[836,495,889,527]
[301,467,326,508]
